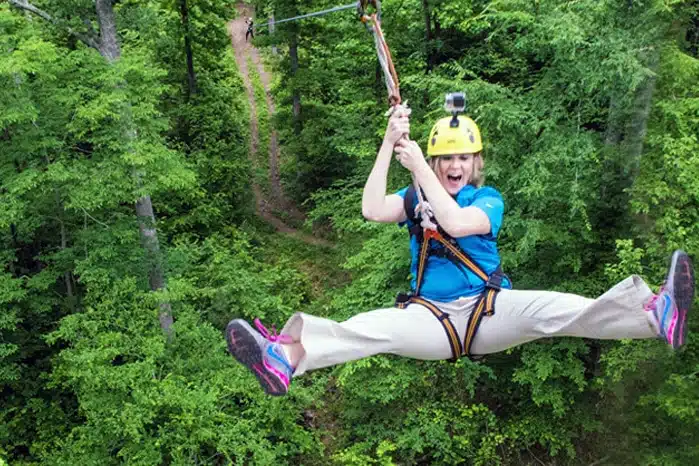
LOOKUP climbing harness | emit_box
[394,186,510,361]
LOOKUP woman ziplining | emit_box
[224,1,696,396]
[226,101,695,396]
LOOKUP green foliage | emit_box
[45,274,319,465]
[166,231,310,329]
[0,272,22,385]
[2,0,698,464]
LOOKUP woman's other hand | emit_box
[394,139,427,173]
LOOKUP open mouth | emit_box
[447,174,462,183]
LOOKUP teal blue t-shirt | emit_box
[396,185,511,301]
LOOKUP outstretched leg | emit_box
[226,252,694,395]
[471,251,694,354]
[280,301,468,375]
[225,298,473,394]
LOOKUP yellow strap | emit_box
[416,229,489,285]
[414,234,431,295]
[463,289,497,355]
[485,287,496,316]
[434,235,489,282]
[464,298,485,355]
[409,296,462,361]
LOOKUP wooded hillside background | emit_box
[2,0,698,464]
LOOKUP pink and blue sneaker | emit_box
[645,250,695,349]
[225,318,294,396]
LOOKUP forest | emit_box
[1,0,698,464]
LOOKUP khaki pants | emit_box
[281,276,658,376]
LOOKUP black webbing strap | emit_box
[403,185,419,223]
[404,185,423,238]
[395,293,462,361]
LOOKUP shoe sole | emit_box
[225,320,287,396]
[669,251,695,349]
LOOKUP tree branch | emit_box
[8,0,101,50]
[83,18,98,39]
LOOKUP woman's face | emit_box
[434,154,474,195]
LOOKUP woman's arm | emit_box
[394,140,490,237]
[362,108,410,223]
[413,162,490,236]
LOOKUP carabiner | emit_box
[358,0,381,23]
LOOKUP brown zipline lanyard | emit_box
[358,0,431,214]
[358,0,401,106]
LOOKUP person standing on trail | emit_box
[224,100,696,397]
[245,17,254,42]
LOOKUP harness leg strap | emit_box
[463,288,498,356]
[395,295,463,362]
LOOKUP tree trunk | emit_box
[60,220,74,299]
[421,0,434,72]
[94,0,174,335]
[95,0,120,61]
[135,196,174,332]
[9,224,18,277]
[599,90,626,211]
[688,14,698,57]
[180,0,197,97]
[604,92,623,147]
[290,34,302,135]
[624,49,659,179]
[46,154,75,302]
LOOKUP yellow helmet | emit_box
[426,116,482,157]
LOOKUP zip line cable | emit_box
[255,2,359,29]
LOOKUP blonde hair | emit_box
[429,152,484,188]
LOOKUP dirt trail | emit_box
[228,5,331,248]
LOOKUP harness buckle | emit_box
[485,275,502,291]
[424,228,441,241]
[485,267,506,291]
[394,292,413,309]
